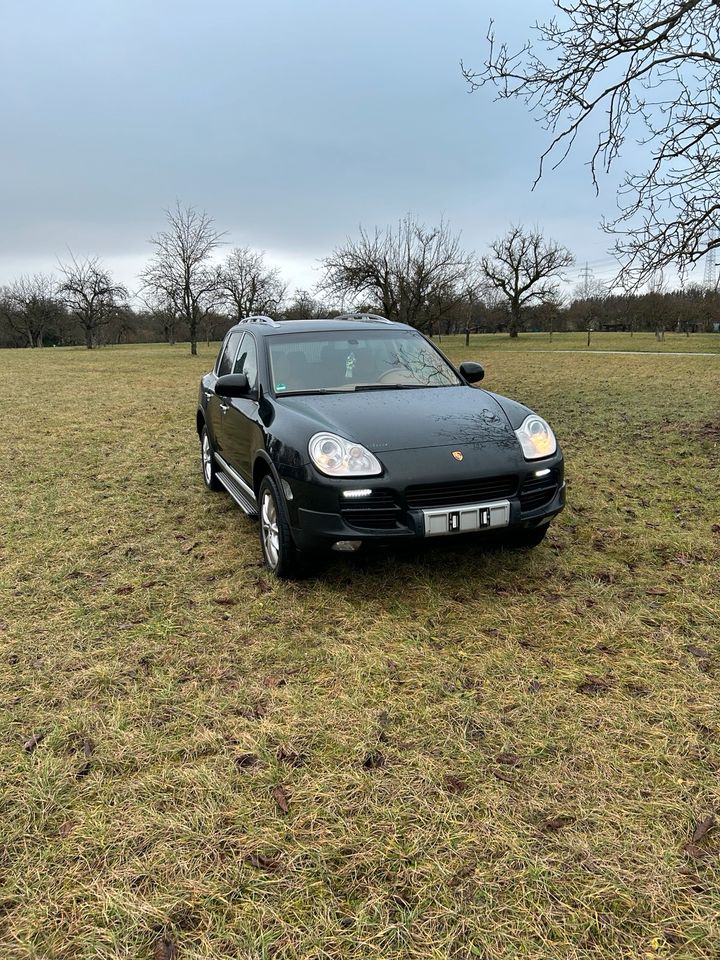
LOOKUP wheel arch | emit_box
[252,452,278,497]
[196,408,206,436]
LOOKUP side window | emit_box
[216,331,243,377]
[214,338,229,374]
[233,333,258,392]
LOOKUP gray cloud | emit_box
[1,0,635,293]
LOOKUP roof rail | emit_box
[334,312,394,325]
[239,315,278,326]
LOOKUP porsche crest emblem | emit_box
[451,450,464,462]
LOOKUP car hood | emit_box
[275,386,520,454]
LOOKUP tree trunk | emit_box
[85,325,94,350]
[189,314,197,355]
[507,298,521,338]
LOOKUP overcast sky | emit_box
[1,0,642,297]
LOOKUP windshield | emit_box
[267,329,462,395]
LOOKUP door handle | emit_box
[220,402,230,413]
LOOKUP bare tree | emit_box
[319,215,476,333]
[463,1,720,286]
[140,290,182,345]
[140,203,225,355]
[280,289,329,320]
[107,304,138,345]
[58,255,128,349]
[481,226,574,337]
[200,309,229,346]
[534,291,566,339]
[573,268,608,345]
[0,274,61,347]
[221,247,286,319]
[155,301,181,346]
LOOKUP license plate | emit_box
[449,508,490,532]
[422,500,510,537]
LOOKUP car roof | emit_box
[227,315,412,336]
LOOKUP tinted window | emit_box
[216,331,243,377]
[234,333,258,391]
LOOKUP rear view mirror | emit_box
[215,373,249,398]
[459,361,485,383]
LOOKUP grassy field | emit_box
[1,342,719,960]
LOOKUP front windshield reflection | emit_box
[268,330,461,395]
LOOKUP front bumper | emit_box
[280,456,566,552]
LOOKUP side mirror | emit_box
[459,361,484,384]
[215,373,249,398]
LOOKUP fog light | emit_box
[281,479,294,500]
[342,489,372,498]
[534,468,551,478]
[332,540,362,552]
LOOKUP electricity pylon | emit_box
[704,227,718,288]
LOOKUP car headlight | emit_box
[515,415,557,460]
[308,432,382,477]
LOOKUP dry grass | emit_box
[1,342,719,960]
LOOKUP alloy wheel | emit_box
[202,432,213,484]
[261,490,280,568]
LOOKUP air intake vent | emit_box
[519,470,560,512]
[405,475,517,510]
[340,490,402,530]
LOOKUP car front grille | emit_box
[340,490,402,530]
[519,470,560,512]
[405,475,518,510]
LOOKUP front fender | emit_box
[252,449,286,496]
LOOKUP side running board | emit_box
[214,456,259,519]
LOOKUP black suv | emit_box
[197,314,565,577]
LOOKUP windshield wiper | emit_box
[278,389,345,396]
[352,383,426,392]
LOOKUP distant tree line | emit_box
[1,205,719,350]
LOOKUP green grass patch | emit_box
[1,343,719,959]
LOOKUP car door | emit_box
[208,330,244,455]
[220,332,261,485]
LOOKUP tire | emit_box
[502,525,549,549]
[200,426,222,491]
[258,475,302,578]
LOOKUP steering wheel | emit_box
[377,367,413,384]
